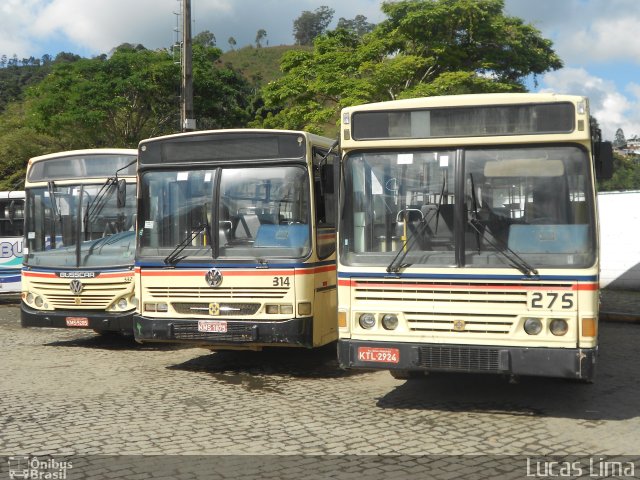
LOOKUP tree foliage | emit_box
[0,38,252,185]
[336,15,375,36]
[255,29,267,48]
[26,43,251,148]
[293,6,335,46]
[598,152,640,191]
[260,0,563,134]
[613,128,626,148]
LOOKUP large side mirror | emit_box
[117,179,127,208]
[321,163,334,194]
[595,141,613,180]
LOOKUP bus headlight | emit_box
[359,313,376,329]
[116,298,129,310]
[34,296,44,308]
[523,317,542,335]
[144,302,168,313]
[25,292,34,304]
[549,319,568,336]
[381,314,399,330]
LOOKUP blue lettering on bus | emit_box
[0,241,22,258]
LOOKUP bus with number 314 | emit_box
[337,93,612,382]
[133,129,339,350]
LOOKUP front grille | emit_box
[418,345,505,372]
[172,322,257,342]
[406,312,515,334]
[353,280,573,337]
[29,280,130,310]
[146,286,288,300]
[172,302,260,316]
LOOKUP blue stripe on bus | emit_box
[135,259,336,269]
[337,271,599,282]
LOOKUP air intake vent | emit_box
[418,345,508,372]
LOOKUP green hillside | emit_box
[218,44,310,86]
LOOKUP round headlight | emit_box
[524,317,542,335]
[34,296,44,308]
[381,314,399,330]
[549,318,568,336]
[359,313,376,329]
[117,298,128,310]
[26,292,34,304]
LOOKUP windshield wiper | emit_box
[387,174,446,274]
[466,218,538,277]
[164,223,212,266]
[386,206,438,274]
[466,173,537,277]
[83,177,118,239]
[47,181,62,223]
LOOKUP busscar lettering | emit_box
[57,272,98,278]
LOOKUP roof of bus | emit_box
[341,92,587,114]
[28,148,138,164]
[138,129,336,149]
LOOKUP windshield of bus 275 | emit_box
[24,153,137,269]
[138,133,312,262]
[340,145,595,270]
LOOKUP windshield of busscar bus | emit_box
[24,182,137,268]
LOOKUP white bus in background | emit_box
[0,191,25,296]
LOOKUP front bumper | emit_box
[133,315,314,347]
[21,302,134,334]
[337,339,597,381]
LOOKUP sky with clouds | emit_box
[1,0,639,140]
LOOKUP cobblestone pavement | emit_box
[1,300,639,479]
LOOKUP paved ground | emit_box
[0,295,639,479]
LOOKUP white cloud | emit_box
[506,0,640,66]
[0,0,386,58]
[540,68,640,140]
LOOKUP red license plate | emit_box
[357,347,400,364]
[66,317,89,327]
[198,320,228,333]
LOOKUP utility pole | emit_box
[181,0,195,131]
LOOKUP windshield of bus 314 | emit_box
[138,166,311,262]
[340,145,595,270]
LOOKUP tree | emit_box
[255,29,267,48]
[336,15,375,36]
[293,6,335,46]
[0,102,66,189]
[259,0,563,134]
[228,37,237,50]
[613,128,627,149]
[598,151,640,191]
[26,44,251,147]
[194,30,216,47]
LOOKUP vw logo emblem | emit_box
[69,279,84,295]
[205,268,223,288]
